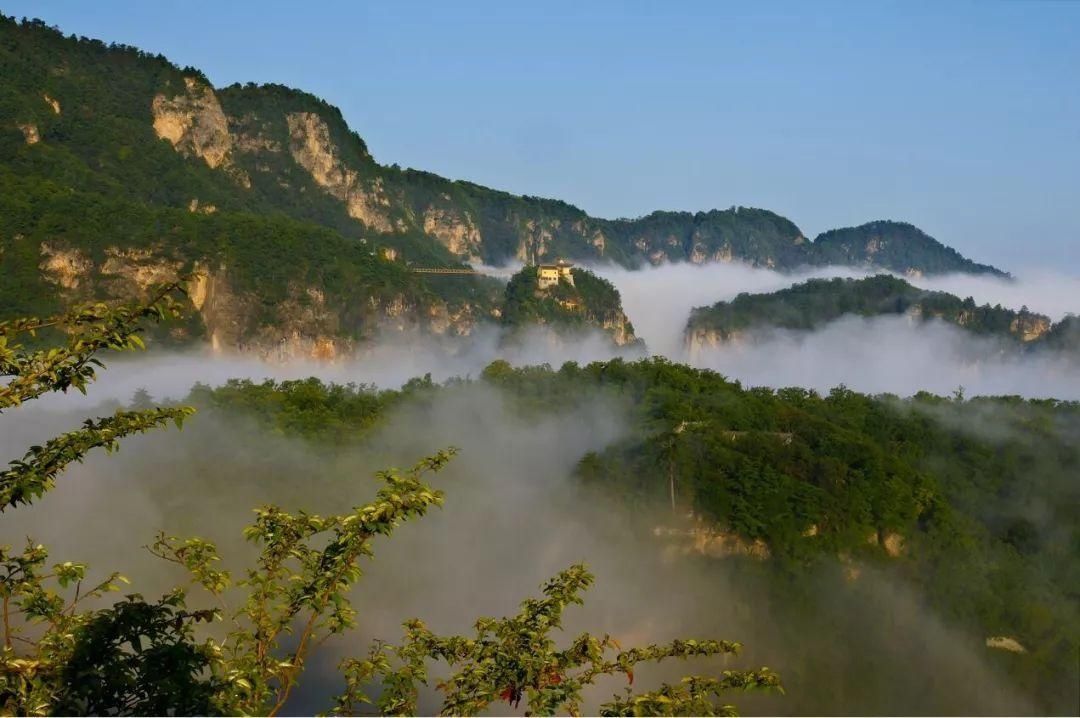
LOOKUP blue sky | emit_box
[5,1,1079,272]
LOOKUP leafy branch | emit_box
[0,282,193,511]
[334,564,781,716]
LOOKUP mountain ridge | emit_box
[685,275,1060,353]
[0,15,1011,358]
[1,14,1006,276]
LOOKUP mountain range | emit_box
[1,15,1007,356]
[685,275,1079,353]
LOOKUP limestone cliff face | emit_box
[684,325,743,358]
[152,78,250,187]
[1010,314,1052,342]
[18,123,40,144]
[689,242,734,265]
[141,80,998,274]
[284,111,399,233]
[425,302,480,337]
[100,247,183,291]
[191,272,477,360]
[39,242,92,290]
[572,220,608,256]
[422,205,483,261]
[944,307,1052,343]
[513,217,558,264]
[654,523,771,560]
[598,310,637,347]
[655,519,910,566]
[32,242,478,361]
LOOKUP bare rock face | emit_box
[39,243,92,289]
[185,264,249,353]
[572,220,607,256]
[426,303,477,337]
[684,326,741,359]
[152,78,248,186]
[100,247,183,292]
[43,94,60,114]
[654,524,771,561]
[1011,313,1052,342]
[187,198,217,214]
[985,636,1027,654]
[600,311,636,347]
[32,239,476,360]
[285,111,397,233]
[422,206,482,260]
[513,217,558,264]
[18,123,40,144]
[867,530,906,557]
[192,272,355,361]
[689,242,734,265]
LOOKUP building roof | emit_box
[538,259,574,269]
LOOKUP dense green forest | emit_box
[686,275,1061,347]
[2,297,787,717]
[0,166,501,349]
[813,221,1005,277]
[501,266,638,344]
[177,359,1080,713]
[0,13,1004,344]
[2,12,1076,715]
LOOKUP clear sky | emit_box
[4,1,1079,272]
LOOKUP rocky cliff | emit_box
[1,15,1006,277]
[32,237,490,360]
[0,15,1013,356]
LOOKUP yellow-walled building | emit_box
[537,260,574,289]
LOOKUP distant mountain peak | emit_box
[812,221,1007,278]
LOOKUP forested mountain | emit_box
[0,15,1007,357]
[501,265,639,346]
[686,275,1062,351]
[179,360,1079,714]
[814,221,1005,277]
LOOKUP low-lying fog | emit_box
[37,261,1080,408]
[3,260,1077,715]
[0,384,1039,715]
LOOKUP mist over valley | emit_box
[2,8,1079,717]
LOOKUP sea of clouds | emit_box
[33,260,1080,408]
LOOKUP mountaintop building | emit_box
[537,259,574,289]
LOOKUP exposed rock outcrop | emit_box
[684,326,743,358]
[599,311,636,347]
[285,111,398,233]
[153,78,233,169]
[100,247,183,292]
[39,242,91,289]
[18,123,40,144]
[1011,314,1052,342]
[29,245,481,361]
[513,218,557,264]
[986,636,1027,654]
[423,206,483,260]
[187,198,218,214]
[152,78,249,186]
[868,530,906,557]
[654,524,771,560]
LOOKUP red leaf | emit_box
[627,670,634,685]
